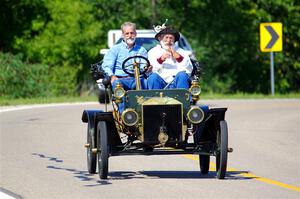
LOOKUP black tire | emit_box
[87,122,96,174]
[216,120,228,179]
[199,155,210,174]
[98,88,109,104]
[97,121,109,179]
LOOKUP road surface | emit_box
[0,99,299,199]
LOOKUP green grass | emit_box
[0,92,299,106]
[0,95,98,106]
[201,92,300,99]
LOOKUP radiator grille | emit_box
[143,104,182,144]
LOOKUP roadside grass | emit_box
[201,92,300,99]
[0,95,98,106]
[0,92,299,106]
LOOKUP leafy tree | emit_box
[150,0,300,93]
[1,0,299,98]
[0,0,49,52]
[11,0,104,95]
[0,52,49,98]
[15,0,102,66]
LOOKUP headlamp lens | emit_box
[190,85,201,96]
[114,87,125,99]
[122,109,138,126]
[187,107,204,124]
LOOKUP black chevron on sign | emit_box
[265,25,279,49]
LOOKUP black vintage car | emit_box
[82,55,232,179]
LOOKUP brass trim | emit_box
[182,124,187,142]
[158,131,168,146]
[187,107,204,124]
[133,62,141,90]
[181,104,184,141]
[91,148,98,154]
[189,80,201,102]
[140,109,144,142]
[189,81,201,96]
[114,83,125,99]
[185,92,190,101]
[142,97,182,105]
[136,95,145,105]
[121,108,139,126]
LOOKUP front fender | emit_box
[82,110,103,151]
[82,110,122,147]
[193,105,227,144]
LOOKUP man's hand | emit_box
[146,65,153,73]
[161,47,181,61]
[168,47,181,59]
[160,51,172,61]
[110,75,118,84]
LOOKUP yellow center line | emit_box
[183,154,300,192]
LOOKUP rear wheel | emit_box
[87,122,96,174]
[199,155,210,174]
[97,121,109,179]
[216,120,228,179]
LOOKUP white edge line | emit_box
[0,188,22,199]
[0,99,299,113]
[0,102,98,113]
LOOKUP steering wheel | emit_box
[122,55,150,76]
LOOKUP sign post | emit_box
[270,52,274,95]
[260,22,282,95]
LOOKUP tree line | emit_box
[1,0,299,98]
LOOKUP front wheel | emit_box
[216,120,228,179]
[97,121,109,179]
[87,122,96,174]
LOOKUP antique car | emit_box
[82,55,232,179]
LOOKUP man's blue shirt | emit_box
[102,41,148,77]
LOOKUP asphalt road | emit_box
[0,99,299,199]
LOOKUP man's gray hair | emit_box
[121,22,136,32]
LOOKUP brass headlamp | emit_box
[121,108,139,126]
[114,82,125,103]
[187,106,204,124]
[189,80,201,101]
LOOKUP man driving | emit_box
[147,26,193,89]
[102,22,148,90]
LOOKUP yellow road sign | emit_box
[260,22,282,52]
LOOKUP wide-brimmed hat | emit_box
[154,27,180,42]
